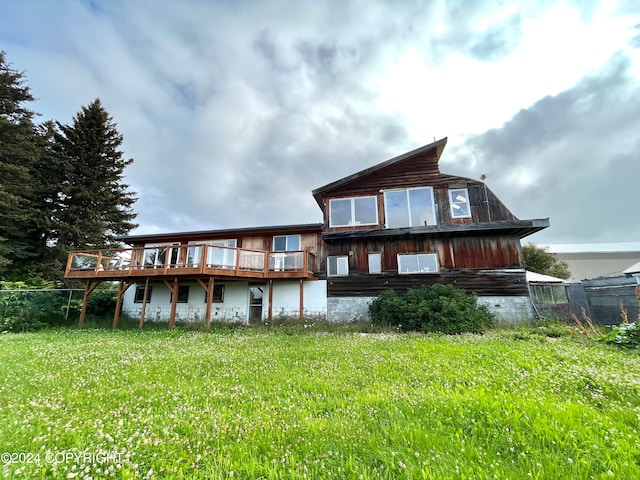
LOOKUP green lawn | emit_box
[0,326,639,479]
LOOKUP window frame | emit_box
[397,253,439,274]
[327,255,349,277]
[383,187,437,228]
[134,286,153,303]
[273,234,301,252]
[368,252,382,274]
[204,284,225,303]
[449,188,471,219]
[142,242,180,268]
[170,285,190,303]
[328,196,379,228]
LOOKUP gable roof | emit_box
[311,137,448,208]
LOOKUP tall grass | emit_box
[0,327,638,479]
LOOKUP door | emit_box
[248,285,264,324]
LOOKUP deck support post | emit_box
[197,278,216,328]
[268,280,274,321]
[113,280,134,329]
[299,279,304,324]
[79,280,101,325]
[205,277,214,328]
[139,277,151,329]
[167,277,179,328]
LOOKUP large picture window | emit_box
[329,196,378,227]
[384,187,436,228]
[327,256,349,276]
[397,253,439,274]
[188,239,237,269]
[449,188,471,218]
[142,243,179,268]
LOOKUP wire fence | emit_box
[0,289,88,332]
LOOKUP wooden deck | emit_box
[65,244,317,281]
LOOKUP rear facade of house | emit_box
[65,138,549,326]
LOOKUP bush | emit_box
[602,322,640,349]
[369,284,495,334]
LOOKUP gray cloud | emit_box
[444,52,640,243]
[1,0,638,244]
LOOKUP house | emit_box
[65,137,549,326]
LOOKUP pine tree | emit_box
[53,99,138,254]
[0,51,43,277]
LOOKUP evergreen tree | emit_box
[53,99,138,255]
[0,51,43,278]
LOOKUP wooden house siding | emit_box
[326,270,529,297]
[320,177,517,233]
[321,235,523,273]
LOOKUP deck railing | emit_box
[65,244,316,280]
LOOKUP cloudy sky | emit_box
[2,0,639,245]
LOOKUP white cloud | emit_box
[1,0,639,243]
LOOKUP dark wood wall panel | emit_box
[323,235,523,272]
[321,171,517,233]
[327,270,529,297]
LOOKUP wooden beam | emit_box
[268,279,273,321]
[168,277,179,328]
[299,279,304,324]
[79,280,102,325]
[205,277,214,328]
[139,278,150,329]
[195,277,214,327]
[112,280,135,329]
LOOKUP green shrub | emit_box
[602,322,640,349]
[369,284,494,334]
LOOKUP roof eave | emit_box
[117,223,324,245]
[322,218,550,240]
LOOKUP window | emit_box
[329,196,378,227]
[134,286,152,303]
[142,243,179,267]
[449,188,471,218]
[384,187,437,228]
[170,285,190,303]
[327,256,349,276]
[368,253,382,274]
[530,285,568,304]
[204,239,237,269]
[397,253,439,274]
[273,235,300,251]
[204,285,225,303]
